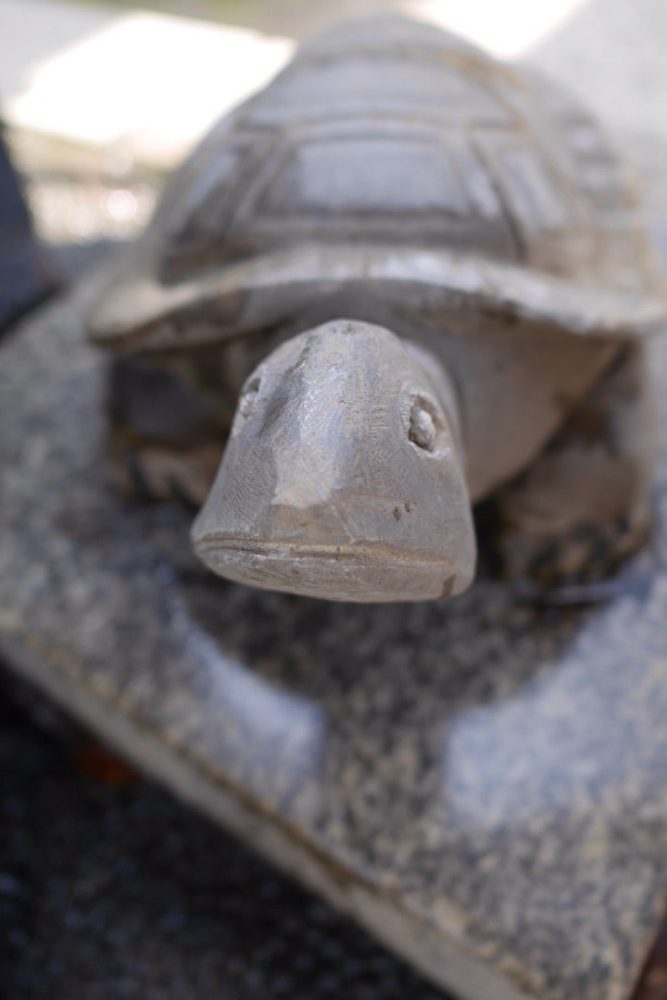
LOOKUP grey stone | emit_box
[0,664,447,1000]
[2,268,667,999]
[86,16,666,607]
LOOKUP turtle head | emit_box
[192,320,476,602]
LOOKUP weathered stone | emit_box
[2,274,667,999]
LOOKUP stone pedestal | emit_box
[2,278,667,1000]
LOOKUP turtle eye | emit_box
[408,395,444,453]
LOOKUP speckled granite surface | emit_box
[2,276,667,1000]
[0,664,448,1000]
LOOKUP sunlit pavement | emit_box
[1,0,292,169]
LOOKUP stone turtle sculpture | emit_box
[88,14,667,603]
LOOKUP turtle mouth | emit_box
[193,533,457,603]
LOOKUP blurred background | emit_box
[1,0,667,271]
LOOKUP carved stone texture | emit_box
[86,14,667,603]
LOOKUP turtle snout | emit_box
[192,320,476,602]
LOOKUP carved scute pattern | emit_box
[155,20,655,298]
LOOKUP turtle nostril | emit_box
[239,375,261,417]
[408,395,443,452]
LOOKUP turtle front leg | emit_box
[107,351,233,507]
[109,433,223,507]
[493,344,654,588]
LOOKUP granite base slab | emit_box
[2,281,667,1000]
[1,662,451,1000]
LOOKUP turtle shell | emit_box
[88,14,667,351]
